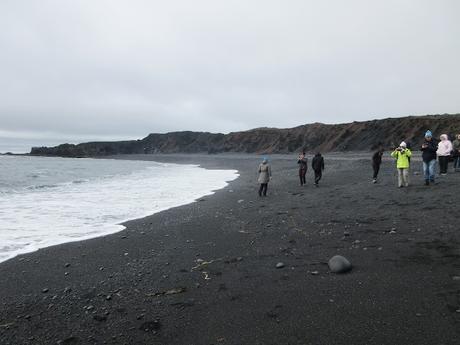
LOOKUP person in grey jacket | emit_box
[257,157,272,196]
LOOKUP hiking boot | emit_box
[425,180,429,186]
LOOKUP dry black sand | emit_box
[1,153,459,345]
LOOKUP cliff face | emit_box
[30,114,460,157]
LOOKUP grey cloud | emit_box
[1,0,459,145]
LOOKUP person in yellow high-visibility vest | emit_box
[391,141,412,188]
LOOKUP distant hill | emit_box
[30,114,460,157]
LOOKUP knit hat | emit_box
[400,141,407,148]
[425,130,432,138]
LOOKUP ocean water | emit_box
[0,156,239,263]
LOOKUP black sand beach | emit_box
[1,153,459,345]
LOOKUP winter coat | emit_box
[436,136,453,156]
[421,139,437,162]
[391,148,412,169]
[453,139,460,157]
[372,151,383,166]
[258,162,271,183]
[297,158,308,171]
[312,154,324,171]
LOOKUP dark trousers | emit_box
[372,163,380,179]
[439,156,449,174]
[314,170,322,184]
[258,183,268,196]
[299,169,306,185]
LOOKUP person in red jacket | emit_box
[297,152,308,186]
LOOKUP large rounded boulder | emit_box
[328,255,352,273]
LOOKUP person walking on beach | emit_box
[312,153,324,187]
[391,142,411,188]
[421,130,438,185]
[257,157,272,196]
[436,134,453,175]
[371,147,384,183]
[452,134,460,172]
[297,152,308,186]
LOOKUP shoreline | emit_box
[0,157,239,265]
[1,153,459,345]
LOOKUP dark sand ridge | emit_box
[0,153,459,345]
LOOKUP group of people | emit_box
[256,130,460,195]
[256,152,325,196]
[297,152,325,187]
[373,130,460,188]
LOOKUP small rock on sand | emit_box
[275,262,285,269]
[139,320,161,332]
[328,255,352,273]
[93,314,107,322]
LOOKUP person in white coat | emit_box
[437,134,453,175]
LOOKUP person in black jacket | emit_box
[421,130,437,185]
[372,147,384,183]
[312,153,324,187]
[453,134,460,172]
[297,152,308,186]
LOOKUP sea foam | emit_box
[0,156,238,263]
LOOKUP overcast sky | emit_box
[1,0,459,151]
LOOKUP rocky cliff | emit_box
[30,114,460,157]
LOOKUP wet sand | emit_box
[1,153,459,345]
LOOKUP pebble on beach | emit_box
[328,255,352,273]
